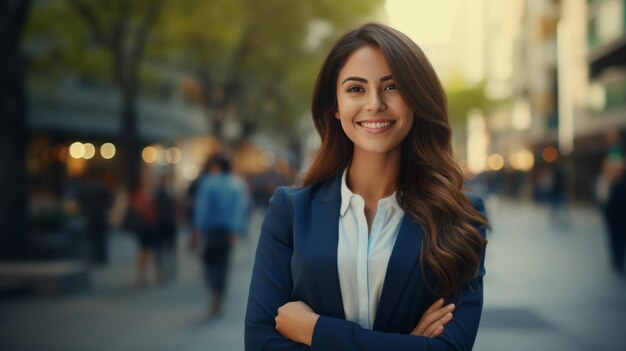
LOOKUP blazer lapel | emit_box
[373,215,424,330]
[309,175,345,319]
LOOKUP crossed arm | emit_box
[275,298,455,345]
[245,188,486,351]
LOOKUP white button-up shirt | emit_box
[337,169,405,329]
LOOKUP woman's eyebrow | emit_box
[341,76,367,85]
[341,75,394,85]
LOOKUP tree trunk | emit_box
[120,83,141,192]
[0,0,31,259]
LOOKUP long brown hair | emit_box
[303,23,489,298]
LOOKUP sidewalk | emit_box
[0,210,264,351]
[475,196,626,351]
[0,199,625,350]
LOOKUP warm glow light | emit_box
[512,98,531,131]
[100,143,116,159]
[510,150,535,171]
[182,164,199,180]
[57,146,68,161]
[166,147,182,164]
[543,146,558,163]
[150,145,166,165]
[69,142,85,159]
[67,156,86,176]
[467,110,488,174]
[83,143,95,159]
[488,154,504,171]
[142,146,158,163]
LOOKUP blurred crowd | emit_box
[32,151,295,316]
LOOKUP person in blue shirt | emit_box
[192,154,248,316]
[245,23,489,350]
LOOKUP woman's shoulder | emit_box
[271,182,322,204]
[270,177,338,209]
[463,192,485,211]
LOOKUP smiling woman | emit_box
[245,23,489,351]
[334,46,413,155]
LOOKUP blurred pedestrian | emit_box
[548,162,570,227]
[155,174,178,283]
[186,162,209,227]
[77,167,113,266]
[245,23,488,350]
[128,174,162,287]
[191,154,248,316]
[607,170,626,275]
[600,149,626,274]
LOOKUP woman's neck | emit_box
[347,148,400,205]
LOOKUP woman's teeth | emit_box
[360,121,392,129]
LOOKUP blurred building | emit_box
[28,70,211,197]
[584,0,626,183]
[476,0,626,202]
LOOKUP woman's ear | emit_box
[335,111,340,120]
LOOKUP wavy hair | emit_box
[303,23,489,298]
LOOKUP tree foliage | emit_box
[26,0,384,142]
[446,79,489,125]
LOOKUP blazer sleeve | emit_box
[245,187,308,351]
[311,196,488,351]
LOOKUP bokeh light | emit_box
[510,150,535,171]
[100,143,116,159]
[182,163,199,180]
[166,147,182,164]
[83,143,95,159]
[260,151,276,168]
[69,142,85,159]
[488,153,504,171]
[543,146,559,163]
[142,146,158,163]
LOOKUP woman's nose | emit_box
[365,91,386,113]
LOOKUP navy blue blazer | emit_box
[245,174,487,350]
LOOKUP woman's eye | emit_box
[347,86,364,93]
[384,83,397,91]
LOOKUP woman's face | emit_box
[335,45,414,156]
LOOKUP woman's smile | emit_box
[356,120,396,134]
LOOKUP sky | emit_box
[384,0,463,81]
[384,0,459,46]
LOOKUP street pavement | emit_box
[1,197,625,351]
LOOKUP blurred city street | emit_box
[476,196,626,351]
[2,0,626,350]
[1,197,624,351]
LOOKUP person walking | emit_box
[77,168,113,266]
[191,155,248,316]
[155,174,178,283]
[604,152,626,274]
[129,175,161,287]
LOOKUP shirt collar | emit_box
[340,168,353,216]
[340,168,402,216]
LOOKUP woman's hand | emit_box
[275,301,320,346]
[411,298,455,337]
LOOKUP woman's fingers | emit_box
[413,299,444,335]
[420,303,455,330]
[429,325,444,338]
[412,302,456,336]
[424,312,453,337]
